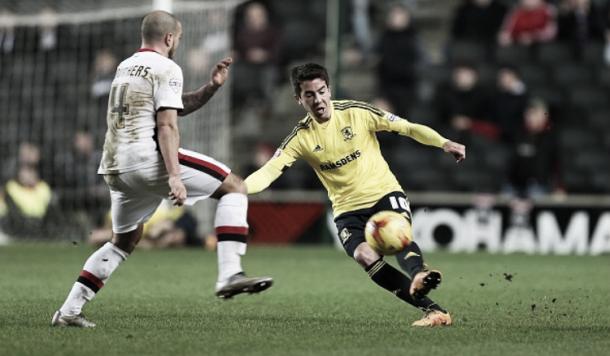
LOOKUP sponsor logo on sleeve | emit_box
[386,113,399,122]
[169,78,182,93]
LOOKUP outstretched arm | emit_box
[179,57,233,116]
[245,143,300,194]
[442,140,466,163]
[244,163,284,194]
[406,123,466,163]
[363,102,466,164]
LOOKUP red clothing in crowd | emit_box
[502,3,556,43]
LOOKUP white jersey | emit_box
[98,49,184,174]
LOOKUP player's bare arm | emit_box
[179,57,232,116]
[157,108,186,205]
[442,140,466,163]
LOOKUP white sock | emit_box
[214,193,248,286]
[216,241,246,286]
[59,242,128,316]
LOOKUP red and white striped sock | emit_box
[214,193,248,286]
[59,242,128,316]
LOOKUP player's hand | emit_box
[209,57,233,88]
[168,175,187,206]
[442,141,466,163]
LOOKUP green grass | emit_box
[0,244,609,356]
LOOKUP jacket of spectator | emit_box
[499,0,557,46]
[557,0,606,44]
[451,0,508,46]
[376,3,422,117]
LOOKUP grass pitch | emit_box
[0,244,609,356]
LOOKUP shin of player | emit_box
[55,223,150,327]
[357,243,434,304]
[211,174,272,299]
[214,191,248,288]
[58,240,129,318]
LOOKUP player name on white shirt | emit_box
[98,49,184,175]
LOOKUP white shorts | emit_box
[104,148,231,234]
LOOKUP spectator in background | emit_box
[90,49,118,124]
[0,9,16,54]
[53,130,108,231]
[202,7,232,60]
[506,99,560,198]
[606,5,610,65]
[90,49,118,99]
[351,0,373,62]
[557,0,606,55]
[376,2,422,117]
[498,0,557,47]
[491,65,529,142]
[0,165,53,238]
[232,1,281,110]
[1,142,42,185]
[138,201,200,249]
[451,0,508,48]
[88,201,201,249]
[436,63,496,140]
[189,8,233,77]
[38,7,58,52]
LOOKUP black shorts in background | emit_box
[334,191,412,258]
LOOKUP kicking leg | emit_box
[395,242,442,298]
[52,226,142,327]
[354,243,451,327]
[211,173,272,299]
[353,242,445,312]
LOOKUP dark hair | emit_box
[290,63,330,96]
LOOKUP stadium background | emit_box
[0,0,609,256]
[1,1,609,355]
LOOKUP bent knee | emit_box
[221,174,247,195]
[353,242,381,268]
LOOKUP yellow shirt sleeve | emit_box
[367,109,449,148]
[245,131,302,194]
[244,161,283,194]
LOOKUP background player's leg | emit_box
[210,173,272,298]
[353,243,446,312]
[211,174,248,286]
[57,226,141,318]
[177,150,271,298]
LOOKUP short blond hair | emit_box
[141,10,180,43]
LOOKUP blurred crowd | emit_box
[1,0,610,241]
[232,0,610,199]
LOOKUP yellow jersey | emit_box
[245,100,448,217]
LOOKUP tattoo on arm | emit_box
[179,83,219,116]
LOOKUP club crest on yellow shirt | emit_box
[341,126,355,141]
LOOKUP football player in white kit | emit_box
[52,11,272,328]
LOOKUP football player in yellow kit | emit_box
[245,63,465,327]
